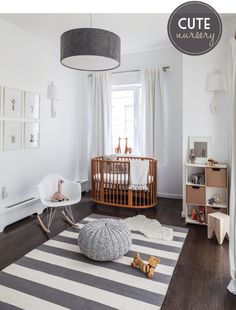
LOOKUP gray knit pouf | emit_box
[78,218,132,261]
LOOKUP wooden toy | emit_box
[115,137,121,153]
[208,158,218,167]
[131,253,160,279]
[124,137,132,154]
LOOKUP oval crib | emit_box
[91,156,157,208]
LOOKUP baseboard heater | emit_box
[6,197,36,209]
[0,197,46,233]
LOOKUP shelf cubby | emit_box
[184,163,228,226]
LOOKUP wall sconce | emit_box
[205,69,227,114]
[47,82,58,118]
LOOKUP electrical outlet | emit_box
[2,186,8,199]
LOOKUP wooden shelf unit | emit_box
[185,163,228,226]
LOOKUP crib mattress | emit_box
[94,173,153,184]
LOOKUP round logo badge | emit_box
[167,1,222,55]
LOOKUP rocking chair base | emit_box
[37,206,78,234]
[37,214,51,234]
[62,210,78,227]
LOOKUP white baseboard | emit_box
[157,192,183,199]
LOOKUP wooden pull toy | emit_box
[131,253,160,279]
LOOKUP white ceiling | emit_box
[0,13,171,54]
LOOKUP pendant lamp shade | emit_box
[60,28,121,71]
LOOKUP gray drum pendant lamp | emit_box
[60,14,121,71]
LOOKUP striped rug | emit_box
[0,214,188,310]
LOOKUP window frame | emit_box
[111,84,141,154]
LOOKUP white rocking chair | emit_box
[37,174,81,233]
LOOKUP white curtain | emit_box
[89,72,112,157]
[141,68,167,166]
[228,38,236,294]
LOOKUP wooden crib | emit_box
[91,156,157,208]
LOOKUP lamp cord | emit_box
[90,13,93,28]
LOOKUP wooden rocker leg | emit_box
[37,207,57,233]
[62,206,78,227]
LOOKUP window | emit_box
[111,85,141,154]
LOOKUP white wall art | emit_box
[3,87,22,118]
[24,91,40,119]
[24,122,40,149]
[3,121,22,151]
[189,136,212,164]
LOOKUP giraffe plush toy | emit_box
[51,179,69,202]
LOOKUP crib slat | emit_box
[116,162,118,204]
[100,161,104,202]
[147,163,150,206]
[120,162,122,205]
[123,163,125,205]
[105,161,107,204]
[91,159,94,200]
[112,163,117,204]
[151,162,153,205]
[155,160,157,204]
[96,160,97,201]
[109,163,111,204]
[95,160,97,201]
[139,187,141,206]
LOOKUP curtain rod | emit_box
[88,66,170,77]
[112,66,170,74]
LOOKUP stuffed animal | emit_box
[51,179,69,202]
[131,253,160,279]
[208,158,218,167]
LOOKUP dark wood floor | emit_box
[0,193,235,310]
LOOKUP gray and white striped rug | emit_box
[0,214,188,310]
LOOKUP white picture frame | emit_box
[3,121,22,151]
[189,136,212,164]
[24,122,40,149]
[3,87,22,118]
[24,91,40,119]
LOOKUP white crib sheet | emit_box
[94,173,153,184]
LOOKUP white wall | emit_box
[0,18,80,206]
[113,47,183,198]
[182,15,236,214]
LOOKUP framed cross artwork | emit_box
[3,121,22,151]
[24,91,40,119]
[24,122,40,149]
[3,87,22,118]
